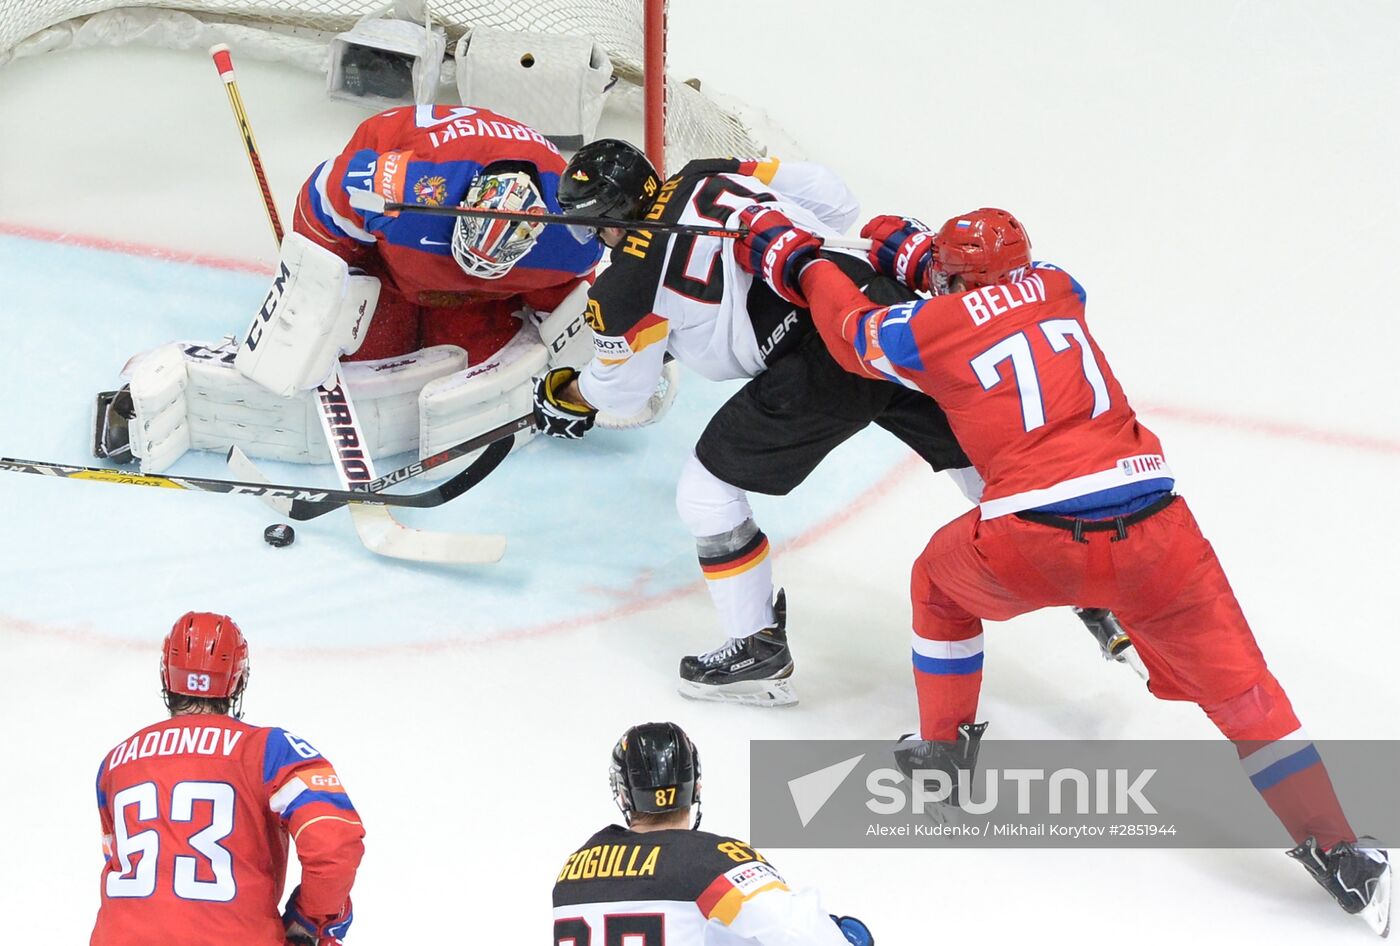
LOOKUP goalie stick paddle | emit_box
[345,188,874,251]
[0,418,527,510]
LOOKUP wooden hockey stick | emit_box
[345,188,874,251]
[210,44,511,563]
[0,420,523,510]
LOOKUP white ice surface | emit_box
[1,1,1398,943]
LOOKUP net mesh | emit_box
[0,0,765,169]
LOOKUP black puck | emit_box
[264,523,296,547]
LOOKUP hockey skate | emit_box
[1074,607,1149,681]
[92,386,136,464]
[678,590,796,706]
[1289,835,1392,936]
[893,722,988,825]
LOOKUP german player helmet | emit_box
[160,611,250,707]
[932,208,1032,289]
[558,139,660,240]
[610,721,701,827]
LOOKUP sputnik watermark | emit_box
[751,739,1400,848]
[866,766,1157,816]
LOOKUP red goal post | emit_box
[0,0,765,175]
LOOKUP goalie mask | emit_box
[451,163,547,280]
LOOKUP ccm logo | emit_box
[310,773,342,788]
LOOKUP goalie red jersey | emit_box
[91,717,364,946]
[293,104,603,360]
[801,260,1174,518]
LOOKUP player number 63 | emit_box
[186,673,211,692]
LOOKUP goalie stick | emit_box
[0,414,527,510]
[346,188,875,251]
[211,44,512,564]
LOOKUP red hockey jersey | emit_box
[90,715,364,946]
[800,260,1174,518]
[293,104,602,312]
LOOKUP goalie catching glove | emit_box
[732,204,824,308]
[533,366,597,439]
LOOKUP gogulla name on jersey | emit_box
[557,842,661,881]
[107,724,243,770]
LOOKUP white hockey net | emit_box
[0,0,765,170]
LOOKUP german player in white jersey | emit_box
[532,141,1145,705]
[553,722,872,946]
[532,140,976,706]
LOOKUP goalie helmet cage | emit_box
[0,0,765,174]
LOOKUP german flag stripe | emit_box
[623,312,668,351]
[699,533,770,580]
[696,874,789,926]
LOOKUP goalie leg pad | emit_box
[123,338,466,472]
[419,324,548,478]
[125,342,194,474]
[234,232,381,396]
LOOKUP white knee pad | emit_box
[675,451,754,538]
[417,323,547,478]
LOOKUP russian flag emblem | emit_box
[955,219,972,229]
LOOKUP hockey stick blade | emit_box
[227,446,507,564]
[348,504,506,565]
[345,188,872,250]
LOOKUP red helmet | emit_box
[933,208,1031,288]
[160,611,249,700]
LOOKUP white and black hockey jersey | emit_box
[576,158,862,417]
[552,825,851,946]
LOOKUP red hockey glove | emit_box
[734,204,823,308]
[283,887,353,946]
[861,215,936,293]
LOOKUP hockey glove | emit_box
[282,887,352,946]
[733,204,823,308]
[831,915,874,946]
[860,215,937,294]
[533,367,598,440]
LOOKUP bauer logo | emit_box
[750,739,1400,849]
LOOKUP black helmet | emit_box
[610,721,701,827]
[559,139,660,222]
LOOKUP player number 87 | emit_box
[654,786,677,807]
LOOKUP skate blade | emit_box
[1362,860,1392,937]
[677,676,798,707]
